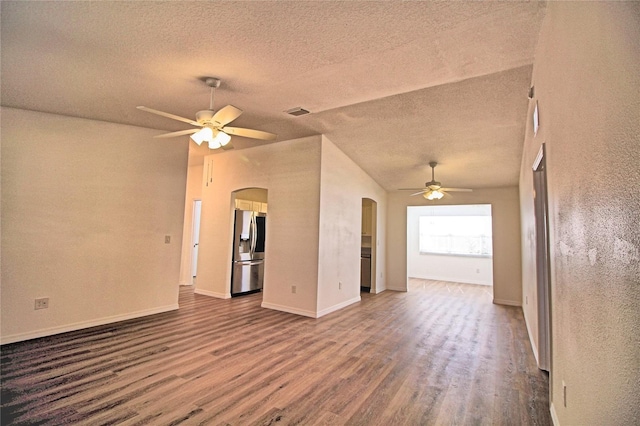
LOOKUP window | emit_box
[419,214,492,257]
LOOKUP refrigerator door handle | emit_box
[235,260,263,266]
[250,212,257,257]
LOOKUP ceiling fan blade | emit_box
[398,188,427,191]
[223,126,277,141]
[212,105,243,127]
[137,106,199,126]
[153,129,200,138]
[440,188,473,192]
[409,190,428,196]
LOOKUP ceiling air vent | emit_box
[285,107,310,117]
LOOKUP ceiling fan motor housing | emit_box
[196,110,216,125]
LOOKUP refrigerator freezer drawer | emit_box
[231,260,264,296]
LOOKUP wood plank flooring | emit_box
[1,279,551,425]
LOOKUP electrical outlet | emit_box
[291,285,296,294]
[35,298,49,310]
[563,381,567,407]
[339,282,342,290]
[165,235,171,244]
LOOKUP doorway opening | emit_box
[533,144,551,372]
[360,198,377,293]
[230,188,268,297]
[407,204,494,289]
[190,200,202,284]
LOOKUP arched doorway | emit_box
[231,188,268,297]
[361,198,378,293]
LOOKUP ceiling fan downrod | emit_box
[205,77,220,111]
[429,161,438,180]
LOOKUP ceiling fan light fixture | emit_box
[207,130,231,149]
[216,131,231,147]
[424,190,444,200]
[191,127,213,146]
[208,131,231,150]
[191,127,232,149]
[139,78,277,146]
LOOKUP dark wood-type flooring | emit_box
[1,279,550,425]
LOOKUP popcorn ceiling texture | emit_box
[0,1,546,191]
[520,3,640,424]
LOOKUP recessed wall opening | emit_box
[407,204,494,288]
[533,144,551,372]
[361,198,377,293]
[230,188,268,298]
[190,199,202,284]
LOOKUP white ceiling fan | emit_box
[137,77,276,150]
[400,162,472,200]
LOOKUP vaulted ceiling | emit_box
[1,1,546,191]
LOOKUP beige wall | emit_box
[178,164,204,286]
[1,107,188,344]
[317,137,387,314]
[521,3,640,424]
[194,136,386,317]
[195,136,323,316]
[387,187,522,305]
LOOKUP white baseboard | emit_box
[550,402,560,426]
[194,288,230,299]
[0,304,179,345]
[261,301,317,318]
[317,296,361,318]
[493,298,521,307]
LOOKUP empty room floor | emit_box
[1,279,550,425]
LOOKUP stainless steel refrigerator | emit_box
[231,209,266,296]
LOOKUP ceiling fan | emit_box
[400,162,472,200]
[137,77,276,150]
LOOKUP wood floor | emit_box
[1,279,551,425]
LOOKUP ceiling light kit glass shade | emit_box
[424,190,444,200]
[190,127,231,149]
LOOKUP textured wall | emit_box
[195,136,387,317]
[1,108,188,343]
[521,3,640,424]
[195,136,323,316]
[317,137,387,314]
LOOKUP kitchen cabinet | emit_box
[362,204,372,236]
[235,199,253,210]
[235,198,268,213]
[253,201,268,213]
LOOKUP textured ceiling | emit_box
[1,1,546,190]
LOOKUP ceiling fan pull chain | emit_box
[209,86,215,111]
